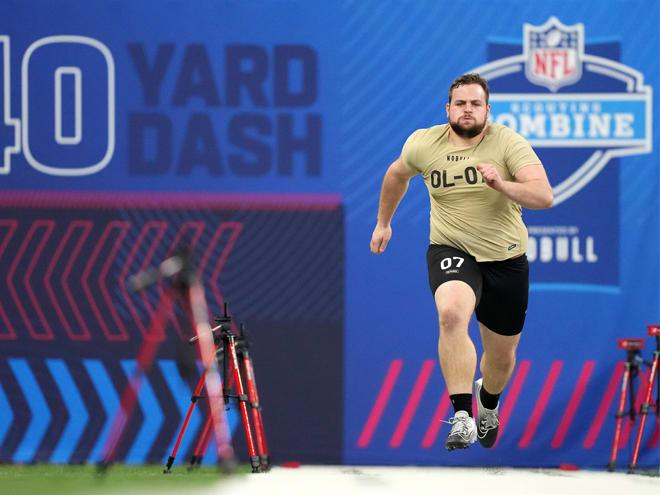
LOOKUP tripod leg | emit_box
[99,289,175,469]
[164,372,206,473]
[629,354,659,473]
[227,335,260,472]
[241,349,269,470]
[608,363,631,471]
[189,407,213,470]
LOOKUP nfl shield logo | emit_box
[523,16,584,91]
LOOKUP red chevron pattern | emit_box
[7,221,55,340]
[82,221,131,341]
[45,221,93,341]
[119,221,168,338]
[0,220,18,340]
[0,218,243,342]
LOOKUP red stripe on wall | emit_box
[357,359,403,448]
[421,390,451,448]
[551,360,596,449]
[647,421,660,449]
[518,360,563,448]
[389,360,435,448]
[493,359,531,448]
[583,361,625,449]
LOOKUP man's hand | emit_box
[476,162,554,209]
[476,163,504,191]
[370,224,392,254]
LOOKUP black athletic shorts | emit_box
[426,244,529,336]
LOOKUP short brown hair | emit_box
[448,73,490,104]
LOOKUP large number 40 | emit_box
[0,35,115,176]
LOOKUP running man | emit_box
[370,73,553,450]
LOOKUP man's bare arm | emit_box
[370,157,416,254]
[476,162,553,209]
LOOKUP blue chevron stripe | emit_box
[120,360,163,463]
[83,359,119,463]
[158,360,202,464]
[45,359,89,463]
[8,359,51,463]
[0,380,13,448]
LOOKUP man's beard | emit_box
[449,117,487,139]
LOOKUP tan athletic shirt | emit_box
[401,123,541,262]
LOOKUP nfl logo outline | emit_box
[523,16,584,92]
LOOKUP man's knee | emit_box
[434,281,475,335]
[483,347,517,369]
[437,305,470,334]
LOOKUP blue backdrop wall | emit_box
[0,0,658,469]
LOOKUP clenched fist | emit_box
[370,224,392,254]
[476,163,504,191]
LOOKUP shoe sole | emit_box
[445,441,470,451]
[477,436,497,448]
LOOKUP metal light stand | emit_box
[234,323,270,471]
[168,305,270,473]
[164,321,235,473]
[628,325,660,474]
[607,338,646,471]
[214,306,267,473]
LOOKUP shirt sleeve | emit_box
[502,126,542,176]
[401,129,423,175]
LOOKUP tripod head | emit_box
[647,325,660,348]
[214,302,232,326]
[617,338,645,367]
[128,248,195,291]
[186,322,231,346]
[617,338,645,351]
[187,303,239,347]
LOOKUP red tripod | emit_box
[164,306,270,473]
[98,252,235,472]
[628,325,660,473]
[162,346,223,473]
[607,338,646,471]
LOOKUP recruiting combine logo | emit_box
[472,17,652,288]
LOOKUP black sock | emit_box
[449,393,473,417]
[479,385,500,410]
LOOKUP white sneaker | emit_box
[445,410,477,451]
[474,378,500,448]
